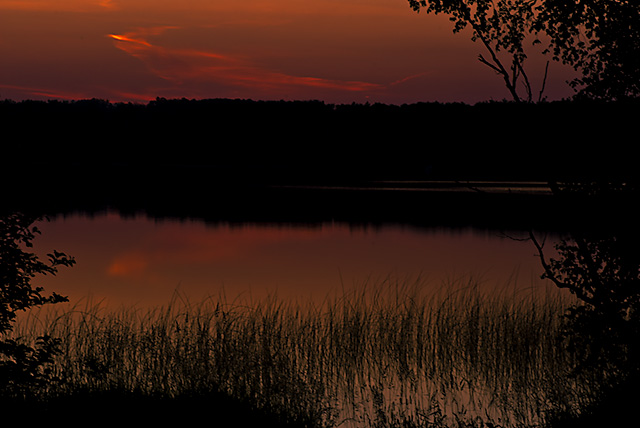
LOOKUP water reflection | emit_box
[11,209,581,427]
[33,211,555,309]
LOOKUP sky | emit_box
[0,0,577,105]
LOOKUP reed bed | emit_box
[12,275,588,428]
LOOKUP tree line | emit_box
[2,97,638,182]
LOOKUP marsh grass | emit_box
[10,275,592,427]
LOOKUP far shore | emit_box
[2,97,638,235]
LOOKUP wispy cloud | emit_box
[0,0,116,12]
[390,72,432,87]
[98,0,117,9]
[107,26,382,99]
[0,83,88,100]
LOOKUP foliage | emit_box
[532,232,640,375]
[0,212,74,397]
[407,0,549,102]
[530,181,640,423]
[408,0,640,101]
[0,335,63,396]
[536,0,640,100]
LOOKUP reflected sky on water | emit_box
[32,211,558,309]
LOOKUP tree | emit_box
[408,0,640,102]
[531,230,640,374]
[408,0,550,103]
[536,0,640,100]
[0,212,75,397]
[529,180,640,425]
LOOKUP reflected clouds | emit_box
[105,224,327,281]
[35,214,552,308]
[108,253,148,278]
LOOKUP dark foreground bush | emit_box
[548,372,640,428]
[1,388,318,428]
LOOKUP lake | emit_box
[33,208,559,310]
[13,184,591,428]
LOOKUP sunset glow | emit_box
[108,34,152,46]
[0,0,577,104]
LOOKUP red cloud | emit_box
[108,27,383,97]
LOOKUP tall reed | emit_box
[12,275,586,428]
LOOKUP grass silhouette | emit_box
[8,275,598,428]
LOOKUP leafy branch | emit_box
[1,212,75,397]
[409,0,549,102]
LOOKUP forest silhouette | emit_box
[2,96,638,231]
[2,97,638,178]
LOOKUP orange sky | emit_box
[0,0,576,104]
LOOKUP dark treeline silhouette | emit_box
[2,97,638,232]
[2,97,638,179]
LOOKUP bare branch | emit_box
[516,58,534,102]
[478,54,503,74]
[538,61,550,102]
[529,231,596,305]
[529,231,562,287]
[474,28,521,102]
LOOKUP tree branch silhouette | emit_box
[408,0,547,102]
[1,212,75,398]
[409,0,639,102]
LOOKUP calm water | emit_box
[33,211,557,309]
[26,210,575,428]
